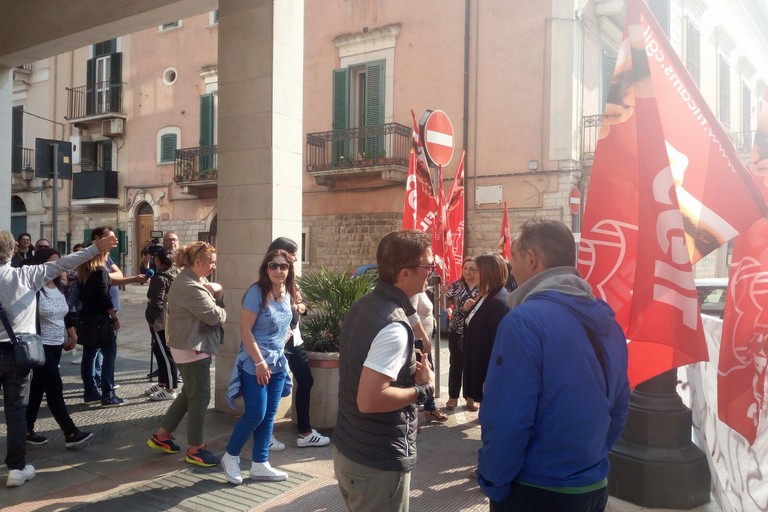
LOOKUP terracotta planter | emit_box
[292,350,340,429]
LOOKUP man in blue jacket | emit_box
[478,218,629,511]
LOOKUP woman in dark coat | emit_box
[462,253,510,411]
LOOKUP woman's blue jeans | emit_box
[226,370,286,463]
[81,332,116,399]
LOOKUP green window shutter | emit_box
[364,59,385,156]
[86,58,95,115]
[100,140,113,171]
[332,68,349,164]
[200,93,214,170]
[83,229,93,247]
[160,134,177,163]
[12,106,23,172]
[109,52,122,113]
[601,52,617,113]
[81,141,96,171]
[200,94,214,146]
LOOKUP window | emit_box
[199,93,215,169]
[332,59,385,162]
[742,82,751,150]
[160,134,177,163]
[87,39,121,116]
[601,51,617,112]
[12,106,23,172]
[163,67,178,86]
[160,21,181,31]
[685,20,700,85]
[647,0,670,36]
[209,10,219,25]
[719,56,731,127]
[80,140,112,171]
[157,127,181,164]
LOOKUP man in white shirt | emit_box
[333,230,436,512]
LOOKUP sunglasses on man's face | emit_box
[268,262,291,272]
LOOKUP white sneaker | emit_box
[250,461,287,481]
[149,389,177,401]
[6,465,35,487]
[221,452,243,485]
[297,429,330,448]
[144,384,162,396]
[268,434,285,451]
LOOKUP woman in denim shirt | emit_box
[221,249,297,484]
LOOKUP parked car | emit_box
[351,264,378,279]
[695,278,728,319]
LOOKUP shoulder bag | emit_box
[0,302,46,371]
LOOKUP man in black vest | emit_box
[334,230,436,512]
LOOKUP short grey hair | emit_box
[0,230,16,265]
[516,218,576,269]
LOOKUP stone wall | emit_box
[304,212,400,272]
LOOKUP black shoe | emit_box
[65,430,93,448]
[83,392,102,405]
[146,369,159,379]
[26,431,48,445]
[101,396,125,408]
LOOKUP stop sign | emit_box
[569,187,581,215]
[423,110,454,167]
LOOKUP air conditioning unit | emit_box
[70,135,81,164]
[101,118,124,137]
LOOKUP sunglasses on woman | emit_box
[267,261,291,271]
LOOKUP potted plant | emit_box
[295,267,376,428]
[298,267,376,353]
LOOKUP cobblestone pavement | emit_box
[0,285,719,511]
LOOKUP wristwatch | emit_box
[413,383,435,405]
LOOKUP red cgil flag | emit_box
[404,109,439,233]
[433,164,447,282]
[718,93,768,444]
[445,151,466,284]
[402,131,418,229]
[499,202,511,261]
[577,0,768,388]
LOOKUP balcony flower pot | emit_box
[295,268,376,428]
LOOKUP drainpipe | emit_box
[462,0,471,247]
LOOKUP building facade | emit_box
[7,0,768,278]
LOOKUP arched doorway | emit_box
[10,196,27,238]
[135,202,154,273]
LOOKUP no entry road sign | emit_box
[423,110,454,167]
[569,186,581,215]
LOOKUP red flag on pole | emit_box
[433,164,447,282]
[578,0,767,388]
[718,93,768,444]
[499,202,511,261]
[402,126,418,230]
[408,110,439,233]
[445,151,466,284]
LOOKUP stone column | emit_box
[214,0,304,411]
[0,67,11,228]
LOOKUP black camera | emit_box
[146,238,162,256]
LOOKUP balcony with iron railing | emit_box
[306,122,411,187]
[72,169,119,206]
[11,146,33,173]
[581,114,756,164]
[65,80,126,122]
[174,145,218,194]
[10,147,35,192]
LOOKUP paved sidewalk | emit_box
[0,284,720,511]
